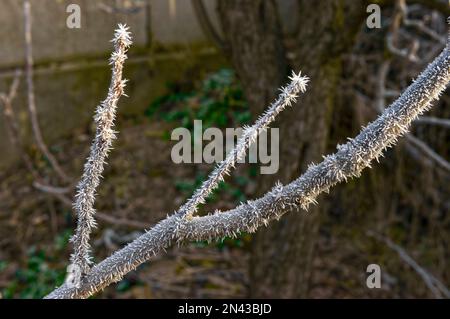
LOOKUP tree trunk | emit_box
[218,0,365,298]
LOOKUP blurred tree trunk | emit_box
[218,0,365,297]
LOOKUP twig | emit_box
[98,0,146,15]
[69,24,132,276]
[95,212,151,229]
[33,181,73,195]
[405,134,450,173]
[367,231,450,299]
[397,0,446,45]
[387,33,420,63]
[178,71,308,220]
[23,0,70,183]
[377,30,449,174]
[0,69,39,179]
[386,0,419,62]
[46,37,450,299]
[191,0,226,51]
[39,186,149,230]
[416,116,450,128]
[375,60,391,112]
[0,71,76,195]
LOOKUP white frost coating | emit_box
[178,71,309,220]
[69,24,132,276]
[46,36,450,300]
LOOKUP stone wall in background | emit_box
[0,0,222,67]
[0,0,222,169]
[0,0,295,169]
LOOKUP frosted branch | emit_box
[69,24,132,277]
[177,71,308,220]
[46,38,450,299]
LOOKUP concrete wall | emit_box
[0,0,296,170]
[0,0,222,67]
[0,0,223,169]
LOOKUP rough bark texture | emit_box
[218,0,365,298]
[217,0,287,114]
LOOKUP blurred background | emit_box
[0,0,449,299]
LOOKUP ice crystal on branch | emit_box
[177,71,309,220]
[69,24,132,276]
[47,26,450,300]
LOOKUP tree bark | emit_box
[218,0,365,298]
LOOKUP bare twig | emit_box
[387,33,420,63]
[23,0,70,183]
[397,0,446,45]
[416,116,450,128]
[39,186,149,230]
[405,134,450,172]
[367,231,450,299]
[0,69,39,179]
[375,60,391,112]
[191,0,226,50]
[0,70,77,194]
[386,1,420,63]
[98,0,146,15]
[33,181,73,195]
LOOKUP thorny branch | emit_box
[45,25,450,298]
[382,0,450,173]
[177,71,308,221]
[69,24,132,279]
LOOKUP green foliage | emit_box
[148,68,253,207]
[147,69,254,250]
[145,68,250,129]
[1,230,71,299]
[175,171,250,205]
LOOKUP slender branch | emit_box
[397,0,446,45]
[23,0,70,182]
[375,60,391,112]
[178,71,308,220]
[405,134,450,172]
[97,0,146,15]
[46,37,450,299]
[386,0,420,63]
[69,24,132,277]
[367,231,450,299]
[95,212,151,229]
[375,60,450,173]
[0,69,40,179]
[0,70,77,192]
[416,116,450,128]
[38,187,149,229]
[191,0,226,50]
[7,69,21,101]
[33,181,73,195]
